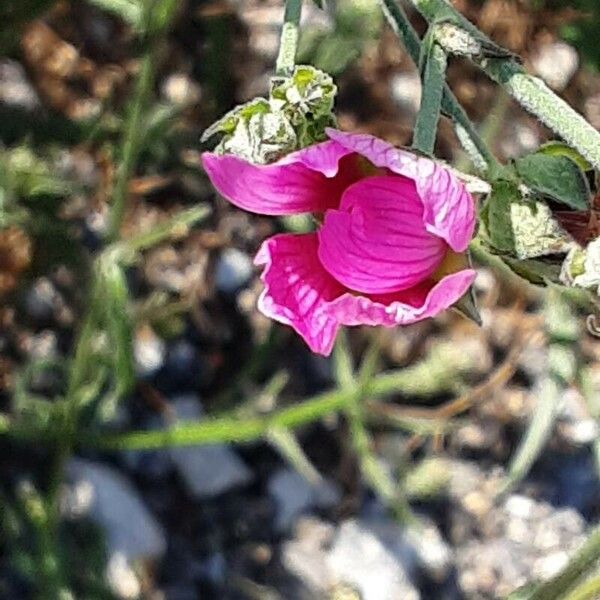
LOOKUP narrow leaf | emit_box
[413,40,447,155]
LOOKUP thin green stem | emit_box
[86,352,470,451]
[113,204,212,257]
[564,576,600,600]
[275,0,302,76]
[378,0,502,175]
[88,387,351,450]
[108,47,157,239]
[406,0,600,171]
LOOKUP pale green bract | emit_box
[561,238,600,295]
[201,66,337,164]
[510,199,574,260]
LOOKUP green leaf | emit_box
[537,141,593,172]
[515,153,590,210]
[486,180,518,254]
[503,256,563,286]
[413,40,447,155]
[96,259,135,398]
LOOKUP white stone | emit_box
[65,458,166,560]
[390,71,422,116]
[504,494,536,520]
[403,518,452,581]
[215,248,253,294]
[531,42,579,91]
[327,520,420,600]
[534,550,570,580]
[161,73,201,105]
[105,552,141,599]
[134,326,166,377]
[282,517,335,594]
[562,419,599,445]
[0,60,40,109]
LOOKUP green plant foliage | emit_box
[484,180,519,255]
[515,152,590,211]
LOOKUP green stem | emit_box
[378,0,502,175]
[85,352,471,451]
[88,387,351,450]
[275,0,302,76]
[413,42,447,154]
[108,48,157,239]
[528,526,600,600]
[113,204,212,256]
[564,576,600,600]
[406,0,600,171]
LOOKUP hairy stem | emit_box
[379,0,502,174]
[406,0,600,170]
[275,0,302,76]
[108,46,158,239]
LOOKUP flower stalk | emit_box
[275,0,303,76]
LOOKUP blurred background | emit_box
[0,0,599,598]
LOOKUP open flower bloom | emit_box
[202,129,476,356]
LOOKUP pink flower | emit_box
[202,129,476,356]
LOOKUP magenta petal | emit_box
[325,129,475,251]
[255,233,346,355]
[201,140,357,216]
[317,176,447,294]
[326,269,477,327]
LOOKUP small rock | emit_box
[282,517,335,594]
[268,468,341,533]
[456,539,530,598]
[504,494,536,520]
[531,42,579,91]
[21,330,58,361]
[0,60,40,110]
[560,419,599,445]
[169,396,253,498]
[105,552,141,600]
[65,458,166,560]
[403,517,453,581]
[327,519,420,600]
[24,278,59,323]
[134,325,166,378]
[455,493,587,598]
[215,248,253,295]
[533,550,570,580]
[390,71,422,117]
[161,73,201,106]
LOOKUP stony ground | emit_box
[0,1,599,599]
